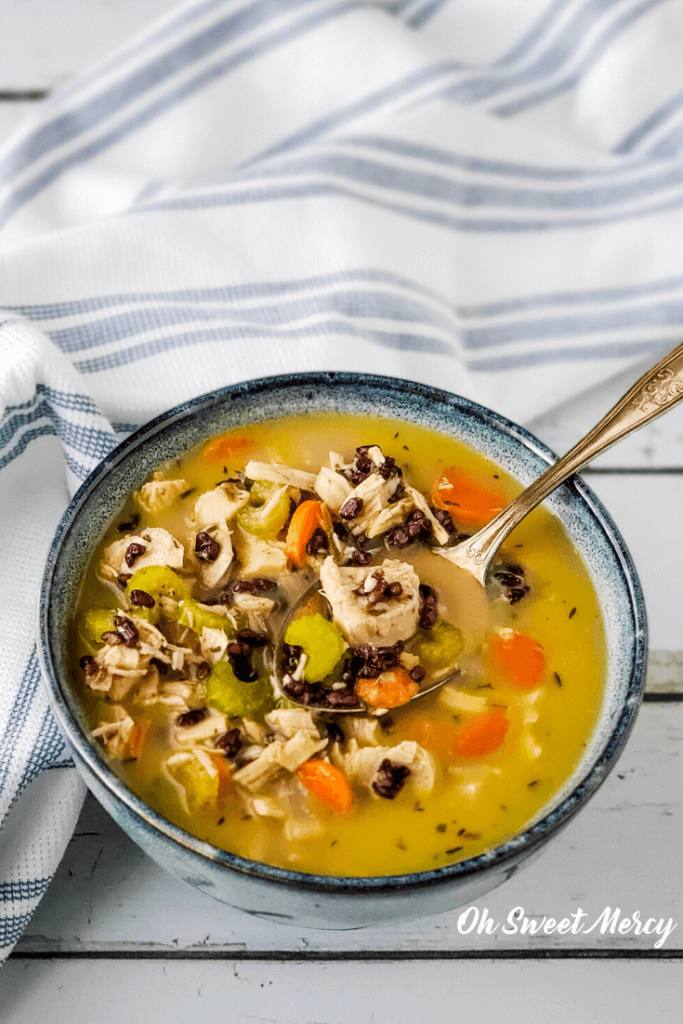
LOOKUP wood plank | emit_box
[577,474,683,652]
[647,651,683,694]
[15,703,682,955]
[528,355,683,469]
[2,958,682,1024]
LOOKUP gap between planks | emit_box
[9,947,683,961]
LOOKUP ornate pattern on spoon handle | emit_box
[631,366,683,415]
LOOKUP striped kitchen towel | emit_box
[2,0,683,956]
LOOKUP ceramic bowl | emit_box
[38,372,647,929]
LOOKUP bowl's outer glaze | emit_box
[38,372,647,929]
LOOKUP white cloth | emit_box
[2,0,683,956]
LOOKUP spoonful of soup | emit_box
[277,339,683,712]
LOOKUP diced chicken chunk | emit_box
[366,446,385,468]
[313,467,353,512]
[102,527,184,577]
[242,719,268,746]
[332,739,436,796]
[404,484,449,546]
[86,614,169,701]
[135,671,195,712]
[248,794,287,819]
[92,705,136,758]
[232,590,275,632]
[439,686,489,714]
[366,496,414,539]
[198,522,233,590]
[345,475,390,536]
[233,525,288,577]
[233,731,326,791]
[342,716,382,746]
[233,741,288,791]
[173,707,227,746]
[265,709,321,740]
[200,626,229,665]
[92,643,148,701]
[319,556,420,647]
[133,616,167,654]
[277,732,327,772]
[245,460,317,491]
[135,474,188,514]
[193,483,249,529]
[245,777,325,842]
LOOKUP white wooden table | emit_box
[1,4,682,1020]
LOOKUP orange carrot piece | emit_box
[284,500,324,568]
[452,709,509,757]
[431,467,505,528]
[127,719,150,760]
[212,756,235,809]
[297,759,353,813]
[355,668,419,709]
[487,629,546,689]
[202,434,252,462]
[404,719,459,761]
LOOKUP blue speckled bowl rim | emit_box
[38,371,647,896]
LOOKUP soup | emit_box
[72,413,605,877]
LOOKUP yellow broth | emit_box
[72,413,605,877]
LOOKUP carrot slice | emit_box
[452,709,509,757]
[202,434,253,462]
[212,756,235,809]
[297,759,353,813]
[431,467,505,528]
[404,719,458,761]
[284,500,324,568]
[126,719,150,760]
[355,668,419,709]
[487,629,546,689]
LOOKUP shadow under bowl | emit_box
[38,372,647,930]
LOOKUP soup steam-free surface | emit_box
[72,413,605,877]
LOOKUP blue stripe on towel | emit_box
[468,336,667,371]
[0,912,35,948]
[225,148,683,213]
[493,0,667,117]
[0,0,313,186]
[0,878,51,904]
[133,175,683,233]
[46,289,456,354]
[73,319,455,374]
[0,1,361,229]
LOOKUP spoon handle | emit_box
[462,340,683,570]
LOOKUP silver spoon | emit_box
[277,340,683,711]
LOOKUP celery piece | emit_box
[237,480,290,539]
[206,660,275,719]
[412,620,465,672]
[177,598,235,637]
[169,754,219,813]
[284,613,347,684]
[82,608,117,645]
[126,565,190,623]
